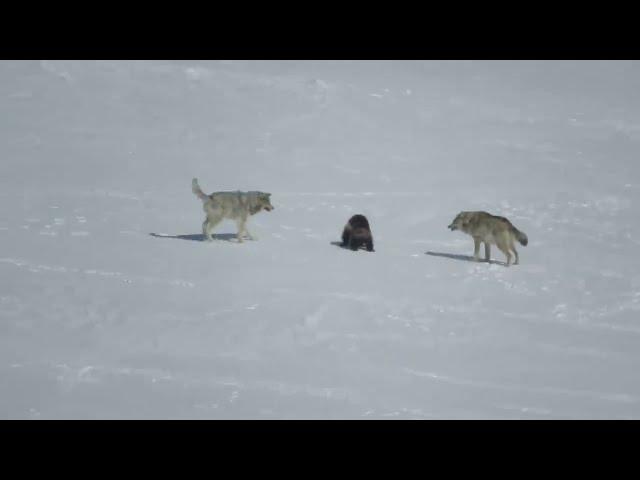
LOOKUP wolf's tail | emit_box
[511,226,528,246]
[192,178,209,202]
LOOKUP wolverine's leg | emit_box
[366,239,374,252]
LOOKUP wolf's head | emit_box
[448,211,470,231]
[250,192,274,214]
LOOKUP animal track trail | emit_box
[405,368,638,406]
[19,210,92,238]
[0,257,195,289]
[71,215,89,235]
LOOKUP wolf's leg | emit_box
[473,237,481,261]
[244,225,257,240]
[202,220,210,241]
[511,243,519,265]
[235,220,244,243]
[497,243,512,266]
[484,242,491,262]
[203,216,222,241]
[236,216,249,243]
[202,219,217,242]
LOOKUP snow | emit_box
[1,60,639,419]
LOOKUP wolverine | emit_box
[342,214,374,252]
[448,211,528,266]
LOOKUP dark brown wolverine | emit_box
[342,214,374,252]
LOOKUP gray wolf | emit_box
[342,214,374,252]
[447,211,528,266]
[192,178,274,242]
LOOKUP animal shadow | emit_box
[425,251,507,267]
[150,232,239,242]
[330,241,374,252]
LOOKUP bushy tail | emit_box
[512,227,528,246]
[192,178,209,202]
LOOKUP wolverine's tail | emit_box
[192,178,209,202]
[511,226,528,246]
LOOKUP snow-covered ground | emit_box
[1,60,639,419]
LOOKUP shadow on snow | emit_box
[149,232,238,242]
[425,251,507,266]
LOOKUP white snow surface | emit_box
[1,60,640,419]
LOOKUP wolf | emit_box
[342,214,374,252]
[192,178,274,242]
[447,211,528,266]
